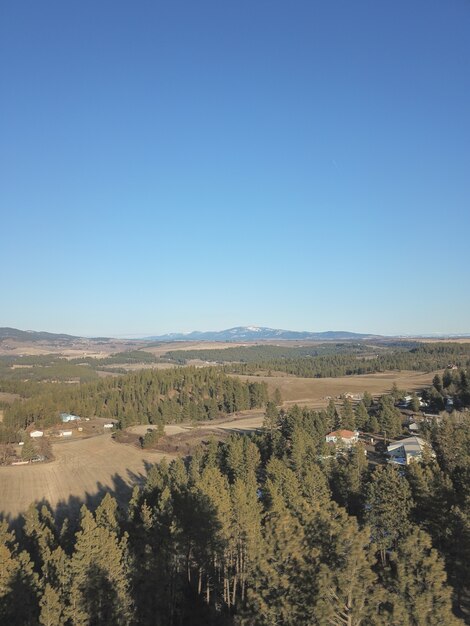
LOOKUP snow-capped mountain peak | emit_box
[144,326,378,342]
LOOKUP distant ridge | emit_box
[144,326,381,342]
[0,327,80,343]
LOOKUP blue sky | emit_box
[1,0,469,336]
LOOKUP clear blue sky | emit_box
[1,0,469,337]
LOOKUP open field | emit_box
[139,341,254,357]
[0,336,147,358]
[129,412,266,439]
[232,370,439,409]
[0,434,172,521]
[416,338,470,344]
[127,411,267,456]
[101,362,179,372]
[0,392,21,404]
[0,413,266,521]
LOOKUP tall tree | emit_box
[66,505,133,626]
[364,466,413,565]
[389,528,462,625]
[311,507,384,626]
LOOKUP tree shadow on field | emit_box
[1,459,165,533]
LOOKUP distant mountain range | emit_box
[0,326,376,344]
[1,326,469,345]
[144,326,380,342]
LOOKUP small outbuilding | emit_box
[60,413,81,423]
[30,430,44,438]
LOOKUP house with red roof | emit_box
[325,429,359,447]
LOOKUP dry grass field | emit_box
[416,337,470,344]
[0,434,172,521]
[0,416,264,520]
[139,341,253,357]
[232,370,439,409]
[102,362,178,372]
[0,337,147,358]
[127,412,267,457]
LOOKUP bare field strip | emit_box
[415,338,470,344]
[214,411,265,432]
[129,424,190,436]
[0,435,172,521]
[139,341,253,356]
[231,370,439,409]
[102,362,179,372]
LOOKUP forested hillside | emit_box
[1,367,268,435]
[205,343,470,378]
[1,403,468,625]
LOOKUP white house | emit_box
[60,413,81,423]
[103,423,115,429]
[325,429,359,447]
[30,430,44,438]
[387,436,434,466]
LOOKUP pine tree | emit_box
[95,493,119,533]
[0,523,39,624]
[230,478,263,606]
[330,445,367,515]
[367,413,380,434]
[326,398,339,431]
[22,438,37,461]
[311,507,384,626]
[340,398,356,430]
[263,401,279,440]
[355,401,369,431]
[365,466,413,565]
[433,374,443,394]
[39,584,63,626]
[377,395,403,439]
[242,497,306,625]
[389,528,462,625]
[363,391,373,408]
[66,506,133,626]
[226,435,246,483]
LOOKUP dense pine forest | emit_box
[2,400,470,625]
[165,343,470,378]
[224,343,470,378]
[0,367,268,436]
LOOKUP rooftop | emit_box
[326,429,358,438]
